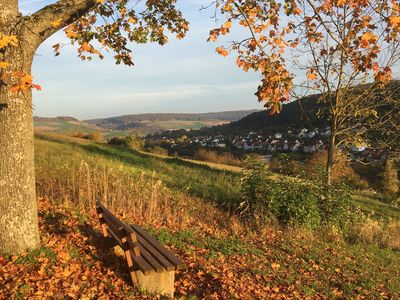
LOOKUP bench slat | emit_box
[131,227,175,272]
[136,245,166,273]
[97,203,136,237]
[129,249,156,275]
[131,224,185,270]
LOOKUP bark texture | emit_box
[0,0,40,254]
[0,0,97,255]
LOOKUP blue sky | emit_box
[20,0,264,120]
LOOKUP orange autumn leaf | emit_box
[389,15,400,28]
[10,73,42,93]
[81,42,92,52]
[65,30,78,38]
[0,34,18,49]
[271,262,280,270]
[293,7,302,15]
[307,72,318,80]
[216,47,229,57]
[63,267,73,277]
[0,61,10,69]
[360,32,378,48]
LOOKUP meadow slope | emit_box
[1,133,399,299]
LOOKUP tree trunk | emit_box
[326,134,335,185]
[0,2,40,255]
[326,118,337,186]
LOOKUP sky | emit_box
[20,0,265,120]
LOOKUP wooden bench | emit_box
[96,202,185,298]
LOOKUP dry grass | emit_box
[348,218,400,250]
[34,135,244,236]
[37,161,184,227]
[194,149,241,166]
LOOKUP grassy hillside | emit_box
[2,133,398,299]
[34,116,101,133]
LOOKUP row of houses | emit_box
[233,137,325,153]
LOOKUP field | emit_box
[33,116,230,135]
[34,117,100,133]
[1,133,399,299]
[129,119,230,133]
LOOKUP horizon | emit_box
[33,108,261,121]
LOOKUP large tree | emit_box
[208,0,400,185]
[0,0,188,255]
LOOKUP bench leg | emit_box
[135,270,175,299]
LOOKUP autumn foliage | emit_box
[208,0,400,113]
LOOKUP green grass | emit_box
[35,133,241,206]
[352,193,400,220]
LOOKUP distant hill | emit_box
[34,116,101,133]
[196,95,327,136]
[85,110,259,133]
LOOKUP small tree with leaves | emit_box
[207,0,400,185]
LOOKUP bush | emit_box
[269,153,302,176]
[273,180,321,229]
[70,131,104,142]
[239,156,351,230]
[238,156,276,223]
[85,131,104,142]
[107,133,144,150]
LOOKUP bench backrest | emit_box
[96,202,141,257]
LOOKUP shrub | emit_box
[273,180,321,229]
[108,136,129,147]
[239,156,351,230]
[69,131,104,142]
[315,184,352,228]
[107,133,144,150]
[238,156,276,223]
[269,153,302,176]
[85,131,104,142]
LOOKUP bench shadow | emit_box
[77,223,134,286]
[39,210,133,286]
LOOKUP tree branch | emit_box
[23,0,97,45]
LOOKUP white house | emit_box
[283,140,290,152]
[244,142,254,151]
[291,140,301,152]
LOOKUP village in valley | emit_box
[145,125,386,163]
